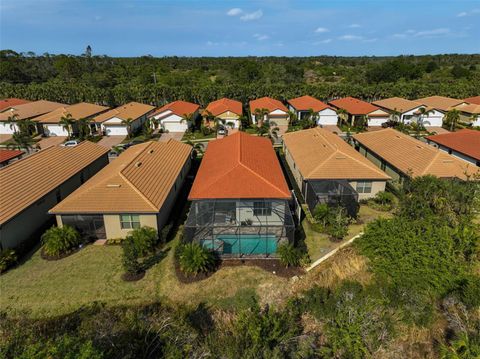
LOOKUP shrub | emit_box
[41,225,81,257]
[128,226,158,257]
[277,243,302,267]
[453,275,480,309]
[177,243,215,276]
[312,204,352,239]
[0,249,17,274]
[121,237,142,275]
[370,191,396,211]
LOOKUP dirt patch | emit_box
[121,271,146,282]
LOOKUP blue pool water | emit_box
[200,235,278,255]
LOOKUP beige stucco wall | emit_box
[103,214,158,239]
[348,180,387,200]
[283,145,304,190]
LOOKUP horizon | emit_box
[1,0,480,57]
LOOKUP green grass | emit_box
[182,131,217,141]
[120,134,161,144]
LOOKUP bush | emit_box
[0,249,17,273]
[453,275,480,309]
[277,243,302,267]
[41,225,81,257]
[128,226,158,257]
[312,204,352,240]
[369,191,396,211]
[121,237,142,275]
[176,243,216,276]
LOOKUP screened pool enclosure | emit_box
[184,199,295,258]
[305,180,359,218]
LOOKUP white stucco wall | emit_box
[0,122,17,134]
[154,112,188,132]
[43,124,69,136]
[368,116,389,127]
[415,109,444,127]
[318,108,338,125]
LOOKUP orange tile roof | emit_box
[50,140,192,214]
[372,97,423,113]
[328,97,386,116]
[287,95,331,112]
[93,102,155,123]
[426,129,480,161]
[249,97,288,113]
[464,96,480,105]
[203,98,243,117]
[415,96,466,112]
[0,100,66,121]
[0,149,23,164]
[283,128,390,180]
[0,141,109,225]
[453,103,480,115]
[189,132,291,200]
[353,128,479,180]
[0,98,31,112]
[152,100,199,117]
[35,102,109,124]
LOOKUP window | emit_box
[356,181,372,194]
[253,201,272,216]
[120,214,140,229]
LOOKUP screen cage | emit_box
[305,180,359,218]
[184,199,295,258]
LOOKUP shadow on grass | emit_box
[142,247,170,271]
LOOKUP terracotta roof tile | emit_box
[249,97,288,113]
[0,149,23,164]
[50,140,192,214]
[0,141,109,225]
[152,100,199,117]
[35,102,109,124]
[0,98,31,112]
[203,98,242,116]
[283,128,390,180]
[189,132,291,200]
[93,102,155,123]
[287,95,331,112]
[415,96,466,112]
[353,128,479,180]
[426,129,480,161]
[464,96,480,105]
[0,100,66,121]
[372,97,423,113]
[453,103,480,115]
[328,97,387,116]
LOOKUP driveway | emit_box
[37,136,67,149]
[427,127,449,134]
[158,132,184,142]
[97,135,126,149]
[0,134,12,143]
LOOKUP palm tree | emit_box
[59,113,75,139]
[203,110,215,128]
[307,108,319,128]
[416,107,434,129]
[336,108,349,126]
[143,118,154,139]
[78,117,93,140]
[287,110,298,126]
[389,109,401,126]
[445,109,460,132]
[6,113,19,133]
[254,108,269,127]
[185,140,205,155]
[121,117,134,139]
[8,132,35,153]
[181,113,194,132]
[468,114,478,127]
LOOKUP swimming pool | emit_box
[200,234,278,255]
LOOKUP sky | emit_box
[0,0,479,57]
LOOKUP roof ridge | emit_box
[238,161,290,197]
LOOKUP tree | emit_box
[142,118,154,139]
[445,108,461,131]
[5,113,19,133]
[389,109,401,125]
[336,108,349,126]
[7,132,36,153]
[287,110,298,126]
[77,117,93,140]
[121,117,134,139]
[181,112,194,131]
[416,106,434,128]
[59,113,75,139]
[254,108,269,127]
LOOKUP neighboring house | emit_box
[0,141,109,250]
[283,128,390,216]
[328,97,390,127]
[34,102,109,137]
[0,100,65,135]
[50,140,192,240]
[451,103,480,127]
[93,102,155,136]
[185,132,294,257]
[352,128,479,186]
[0,149,24,167]
[287,95,338,126]
[202,98,243,129]
[426,129,480,167]
[415,96,469,127]
[150,100,199,133]
[372,97,426,125]
[249,97,290,127]
[0,98,31,112]
[464,96,480,105]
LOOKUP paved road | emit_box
[97,135,126,148]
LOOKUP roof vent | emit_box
[106,184,121,188]
[135,161,142,167]
[416,145,423,149]
[149,149,154,154]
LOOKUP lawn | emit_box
[182,131,217,141]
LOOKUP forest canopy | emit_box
[0,50,479,107]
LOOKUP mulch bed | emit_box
[175,257,304,284]
[40,246,81,261]
[121,271,146,282]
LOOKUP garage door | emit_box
[268,116,289,126]
[368,117,389,127]
[318,115,338,125]
[162,121,188,132]
[421,116,443,127]
[104,125,128,136]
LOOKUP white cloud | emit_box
[414,28,451,37]
[253,33,269,41]
[349,24,361,28]
[314,27,329,33]
[240,9,263,21]
[227,8,243,16]
[339,34,363,41]
[457,9,480,17]
[363,38,378,43]
[314,38,332,45]
[457,11,468,17]
[392,33,407,39]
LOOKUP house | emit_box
[287,95,338,126]
[414,96,469,127]
[464,96,480,105]
[202,98,243,129]
[0,149,24,167]
[0,98,31,112]
[50,140,192,240]
[150,100,199,133]
[249,97,289,127]
[372,97,426,125]
[34,102,110,137]
[426,129,480,167]
[283,128,390,215]
[93,102,155,136]
[352,128,479,186]
[0,100,65,135]
[328,97,390,127]
[0,141,109,250]
[185,132,294,257]
[451,103,480,127]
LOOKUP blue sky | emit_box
[1,0,479,56]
